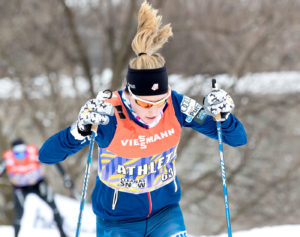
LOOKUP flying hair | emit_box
[129,1,173,70]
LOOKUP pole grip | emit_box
[91,124,98,133]
[215,113,221,121]
[212,78,217,90]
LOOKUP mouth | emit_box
[145,116,156,120]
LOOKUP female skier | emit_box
[39,2,247,236]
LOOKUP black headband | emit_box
[125,66,168,96]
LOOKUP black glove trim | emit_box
[77,123,92,136]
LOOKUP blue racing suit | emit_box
[39,90,247,236]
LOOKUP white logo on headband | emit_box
[128,83,136,89]
[151,83,159,91]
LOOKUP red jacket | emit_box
[2,145,43,187]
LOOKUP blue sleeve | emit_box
[39,116,117,164]
[39,126,89,164]
[171,90,247,147]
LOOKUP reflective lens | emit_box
[135,99,167,109]
[128,86,171,109]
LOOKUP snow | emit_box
[0,193,96,237]
[235,71,300,94]
[0,194,299,237]
[1,70,300,99]
[201,225,300,237]
[0,77,22,99]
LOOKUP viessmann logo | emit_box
[121,128,175,149]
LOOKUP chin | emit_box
[143,118,156,124]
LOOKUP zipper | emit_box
[112,189,119,210]
[146,192,152,218]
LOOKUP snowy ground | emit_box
[0,194,299,237]
[0,194,96,237]
[1,223,300,236]
[200,225,300,237]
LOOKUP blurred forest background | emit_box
[1,0,300,235]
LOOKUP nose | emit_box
[146,105,159,116]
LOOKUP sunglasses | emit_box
[128,86,171,109]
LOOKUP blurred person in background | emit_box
[39,1,247,236]
[0,138,72,237]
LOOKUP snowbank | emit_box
[0,193,96,237]
[1,70,300,99]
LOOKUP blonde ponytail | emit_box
[129,1,173,69]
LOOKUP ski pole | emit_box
[75,90,112,237]
[55,163,81,200]
[75,124,97,237]
[212,79,232,237]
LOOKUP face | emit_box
[127,92,169,125]
[13,144,27,159]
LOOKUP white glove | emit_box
[203,89,234,121]
[71,90,114,139]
